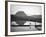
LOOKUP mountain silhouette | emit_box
[15,11,27,17]
[11,11,42,25]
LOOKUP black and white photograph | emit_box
[5,1,45,35]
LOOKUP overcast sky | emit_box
[10,4,42,16]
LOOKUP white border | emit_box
[8,2,44,35]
